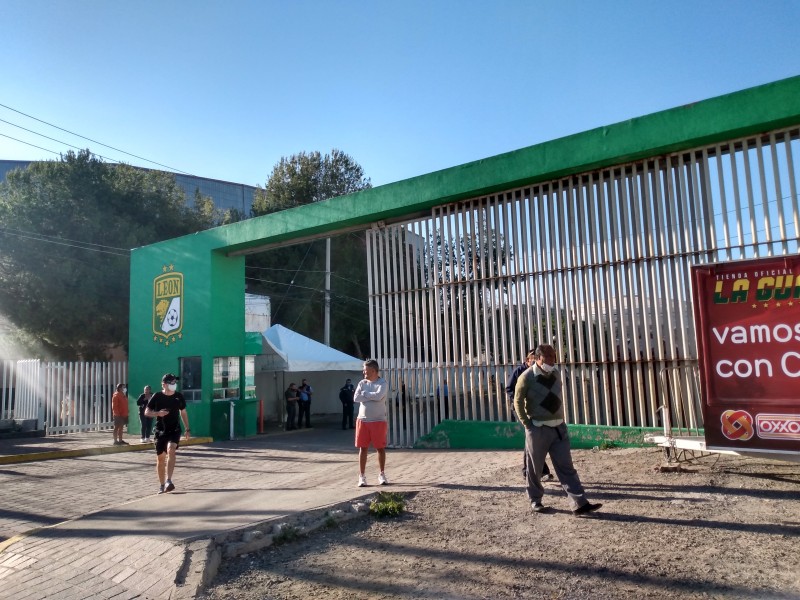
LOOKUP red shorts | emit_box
[355,419,388,449]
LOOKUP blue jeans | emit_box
[139,413,152,439]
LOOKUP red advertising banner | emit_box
[693,255,800,454]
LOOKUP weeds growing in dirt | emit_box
[370,492,406,518]
[324,515,338,529]
[272,525,301,545]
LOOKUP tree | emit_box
[247,149,372,357]
[251,149,371,215]
[0,150,219,359]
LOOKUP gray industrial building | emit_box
[0,159,257,216]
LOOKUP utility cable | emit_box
[270,241,316,318]
[0,226,130,252]
[0,228,130,257]
[0,132,60,156]
[0,102,191,174]
[0,118,125,165]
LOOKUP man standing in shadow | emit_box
[339,378,355,430]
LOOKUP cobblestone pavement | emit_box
[0,428,515,599]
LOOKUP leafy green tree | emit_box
[0,149,218,359]
[251,149,370,214]
[192,188,244,226]
[247,149,372,357]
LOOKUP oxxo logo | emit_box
[720,409,754,441]
[756,414,800,440]
[153,264,183,346]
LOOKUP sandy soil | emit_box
[200,447,800,600]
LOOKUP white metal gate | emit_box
[368,127,800,446]
[0,359,127,434]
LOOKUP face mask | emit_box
[123,388,127,394]
[167,383,177,392]
[539,363,556,374]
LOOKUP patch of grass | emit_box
[599,440,619,450]
[324,515,338,529]
[369,491,405,518]
[272,525,301,546]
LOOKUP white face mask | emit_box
[167,383,177,392]
[539,363,556,374]
[123,387,127,394]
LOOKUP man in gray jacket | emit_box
[513,344,602,516]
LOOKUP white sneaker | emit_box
[140,438,146,443]
[378,472,388,485]
[358,474,367,487]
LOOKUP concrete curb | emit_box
[0,436,214,465]
[172,496,375,599]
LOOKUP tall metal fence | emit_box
[368,126,800,447]
[0,359,127,434]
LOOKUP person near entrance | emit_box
[144,373,190,494]
[513,344,602,516]
[297,378,313,428]
[354,359,389,487]
[111,383,129,445]
[284,382,299,431]
[339,378,355,429]
[506,350,553,481]
[137,385,153,442]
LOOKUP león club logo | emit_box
[153,265,184,346]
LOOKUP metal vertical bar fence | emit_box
[368,127,800,447]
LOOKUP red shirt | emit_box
[111,391,129,417]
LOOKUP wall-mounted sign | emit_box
[153,264,184,346]
[693,255,800,454]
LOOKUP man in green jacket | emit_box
[513,344,602,516]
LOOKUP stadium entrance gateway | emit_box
[128,77,800,445]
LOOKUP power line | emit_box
[271,242,316,318]
[247,264,368,289]
[0,228,130,257]
[245,275,369,305]
[0,226,130,252]
[0,117,128,166]
[0,132,60,156]
[0,102,192,174]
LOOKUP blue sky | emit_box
[1,0,798,189]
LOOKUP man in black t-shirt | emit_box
[144,373,190,494]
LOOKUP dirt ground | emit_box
[200,447,800,600]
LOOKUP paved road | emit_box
[0,427,515,599]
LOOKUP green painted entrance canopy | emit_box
[128,75,800,439]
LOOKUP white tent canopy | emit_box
[260,324,363,372]
[255,325,363,422]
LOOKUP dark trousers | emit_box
[342,402,354,429]
[286,401,297,430]
[298,400,311,428]
[139,413,152,439]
